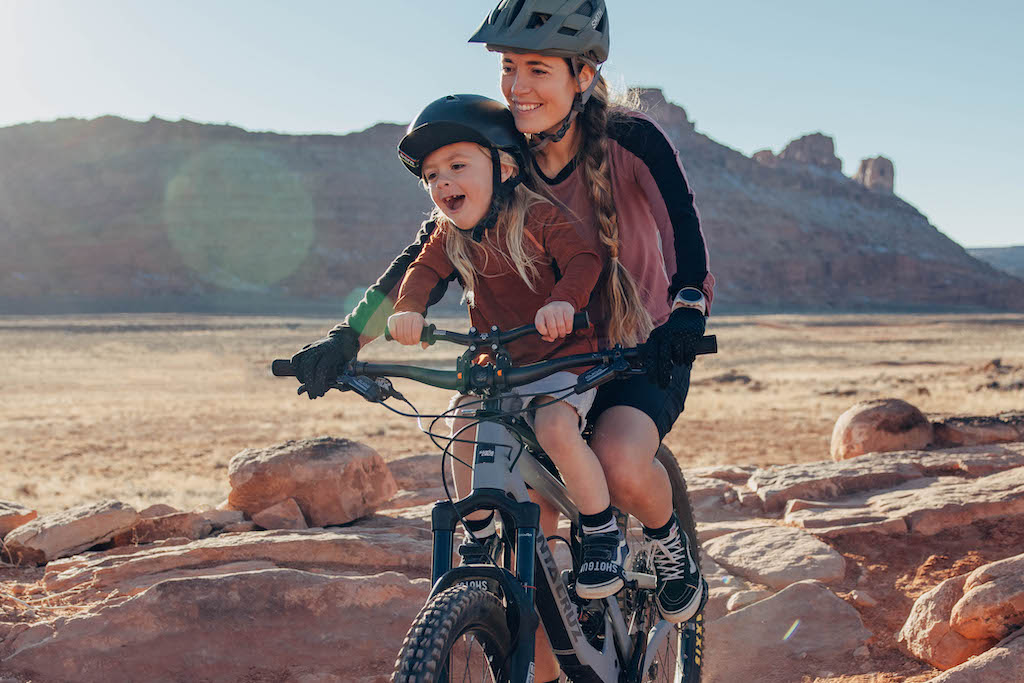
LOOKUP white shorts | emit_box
[445,371,596,434]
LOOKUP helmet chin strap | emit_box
[457,148,523,243]
[530,60,602,152]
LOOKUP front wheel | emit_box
[392,584,513,683]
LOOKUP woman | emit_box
[292,2,713,680]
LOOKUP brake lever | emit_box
[331,374,395,403]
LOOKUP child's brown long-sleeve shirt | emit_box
[394,201,604,368]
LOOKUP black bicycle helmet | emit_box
[468,0,609,64]
[398,94,527,242]
[398,94,525,177]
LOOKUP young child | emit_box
[387,94,627,598]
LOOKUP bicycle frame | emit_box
[427,394,673,683]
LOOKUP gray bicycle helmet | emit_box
[468,0,609,64]
[398,94,526,242]
[468,1,609,148]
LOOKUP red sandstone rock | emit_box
[830,399,933,460]
[385,453,452,491]
[252,498,308,530]
[853,156,895,194]
[777,133,842,172]
[111,512,213,546]
[932,414,1024,448]
[898,574,995,670]
[40,528,431,596]
[704,526,845,590]
[1,568,429,683]
[228,437,397,526]
[950,552,1024,641]
[0,501,36,538]
[785,466,1024,537]
[924,630,1024,682]
[705,580,871,683]
[3,500,139,565]
[138,503,179,518]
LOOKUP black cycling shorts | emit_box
[586,363,692,441]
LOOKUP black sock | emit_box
[580,507,616,534]
[465,511,495,533]
[644,513,677,540]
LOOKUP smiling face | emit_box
[422,142,495,230]
[500,52,590,135]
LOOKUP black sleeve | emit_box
[333,220,456,343]
[608,115,712,303]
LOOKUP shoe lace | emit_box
[648,527,690,581]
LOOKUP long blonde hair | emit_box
[520,66,652,346]
[427,148,550,307]
[568,65,654,346]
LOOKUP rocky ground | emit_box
[2,407,1024,682]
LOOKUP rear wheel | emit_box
[620,445,704,682]
[392,584,512,683]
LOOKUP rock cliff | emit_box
[2,91,1022,313]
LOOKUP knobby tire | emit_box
[392,584,513,683]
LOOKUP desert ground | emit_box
[1,312,1021,515]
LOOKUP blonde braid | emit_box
[577,73,654,346]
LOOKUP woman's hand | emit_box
[387,312,428,347]
[535,301,575,342]
[290,326,360,400]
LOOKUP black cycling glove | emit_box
[290,325,360,399]
[640,307,706,390]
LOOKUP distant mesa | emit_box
[1,89,1023,314]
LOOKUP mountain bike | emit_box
[272,313,716,682]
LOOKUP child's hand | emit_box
[535,301,575,342]
[387,312,428,348]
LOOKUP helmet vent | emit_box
[506,0,526,26]
[557,27,579,36]
[578,1,595,16]
[526,12,551,29]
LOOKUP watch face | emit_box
[680,289,703,303]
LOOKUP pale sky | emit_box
[1,0,1021,247]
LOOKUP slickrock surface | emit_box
[784,466,1024,537]
[0,502,36,538]
[227,437,397,526]
[831,398,933,460]
[2,568,428,683]
[704,526,846,590]
[4,434,1024,682]
[931,413,1024,448]
[3,501,138,565]
[705,580,872,683]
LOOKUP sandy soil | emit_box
[1,313,1021,515]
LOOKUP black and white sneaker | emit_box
[576,531,628,599]
[457,532,501,566]
[646,523,705,623]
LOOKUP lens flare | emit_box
[783,619,800,641]
[163,143,314,291]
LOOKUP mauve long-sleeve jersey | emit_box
[338,111,713,347]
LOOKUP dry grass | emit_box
[1,313,1021,515]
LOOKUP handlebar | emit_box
[383,311,591,347]
[272,327,718,395]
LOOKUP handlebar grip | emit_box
[572,311,590,332]
[384,323,437,343]
[272,359,296,377]
[696,334,717,355]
